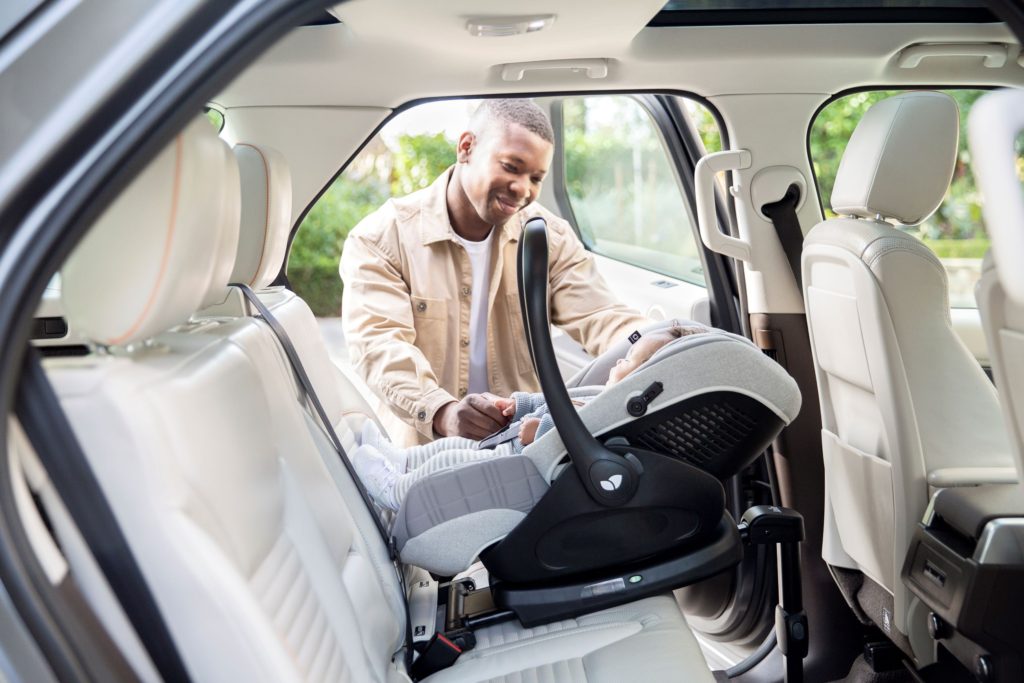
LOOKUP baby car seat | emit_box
[392,218,802,628]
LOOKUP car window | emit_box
[809,89,987,308]
[559,95,715,287]
[288,100,476,316]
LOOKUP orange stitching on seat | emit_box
[236,143,271,288]
[107,135,184,346]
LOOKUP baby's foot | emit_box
[360,420,407,471]
[353,445,401,510]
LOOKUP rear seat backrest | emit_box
[228,141,382,440]
[51,118,408,682]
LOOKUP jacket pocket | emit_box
[411,296,448,372]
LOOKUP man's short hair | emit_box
[470,99,554,144]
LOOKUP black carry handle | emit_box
[517,217,641,506]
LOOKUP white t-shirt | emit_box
[454,229,495,394]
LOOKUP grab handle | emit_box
[517,217,639,506]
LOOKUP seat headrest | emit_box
[62,116,240,346]
[230,143,292,290]
[831,92,959,225]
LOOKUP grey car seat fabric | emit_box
[394,330,802,575]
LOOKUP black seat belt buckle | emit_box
[410,632,462,679]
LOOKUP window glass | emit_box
[810,89,987,308]
[561,95,712,286]
[205,107,224,132]
[288,101,472,316]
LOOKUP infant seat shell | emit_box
[394,330,801,576]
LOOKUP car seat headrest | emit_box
[567,318,706,387]
[62,115,240,346]
[230,143,292,290]
[831,91,959,226]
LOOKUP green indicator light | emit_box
[629,575,643,584]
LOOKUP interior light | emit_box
[466,15,556,38]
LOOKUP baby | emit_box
[355,323,708,510]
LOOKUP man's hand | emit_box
[520,417,542,446]
[433,394,511,439]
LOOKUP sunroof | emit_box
[651,0,998,25]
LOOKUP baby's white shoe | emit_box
[360,420,407,471]
[353,445,400,510]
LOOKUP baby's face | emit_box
[607,332,675,385]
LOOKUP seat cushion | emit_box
[426,595,713,683]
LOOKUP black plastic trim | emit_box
[302,10,339,25]
[547,99,587,247]
[493,515,742,627]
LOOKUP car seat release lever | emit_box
[627,381,663,417]
[518,216,640,506]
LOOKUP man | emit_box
[341,99,646,445]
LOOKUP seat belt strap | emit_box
[15,348,193,683]
[760,183,805,292]
[232,284,392,550]
[232,284,414,667]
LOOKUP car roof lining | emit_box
[215,0,1023,110]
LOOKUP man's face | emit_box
[458,122,554,227]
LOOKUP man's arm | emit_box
[340,228,455,439]
[545,217,649,356]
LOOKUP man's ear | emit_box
[456,131,475,163]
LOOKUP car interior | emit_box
[2,1,1024,682]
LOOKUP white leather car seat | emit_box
[200,140,382,443]
[45,116,716,682]
[801,92,1014,653]
[971,88,1024,479]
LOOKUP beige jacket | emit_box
[340,168,646,443]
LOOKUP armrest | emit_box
[927,467,1018,488]
[933,483,1024,539]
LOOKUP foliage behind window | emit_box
[288,131,454,316]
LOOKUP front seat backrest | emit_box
[801,92,1012,647]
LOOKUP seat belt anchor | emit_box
[410,632,462,680]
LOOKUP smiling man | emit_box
[341,99,646,444]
